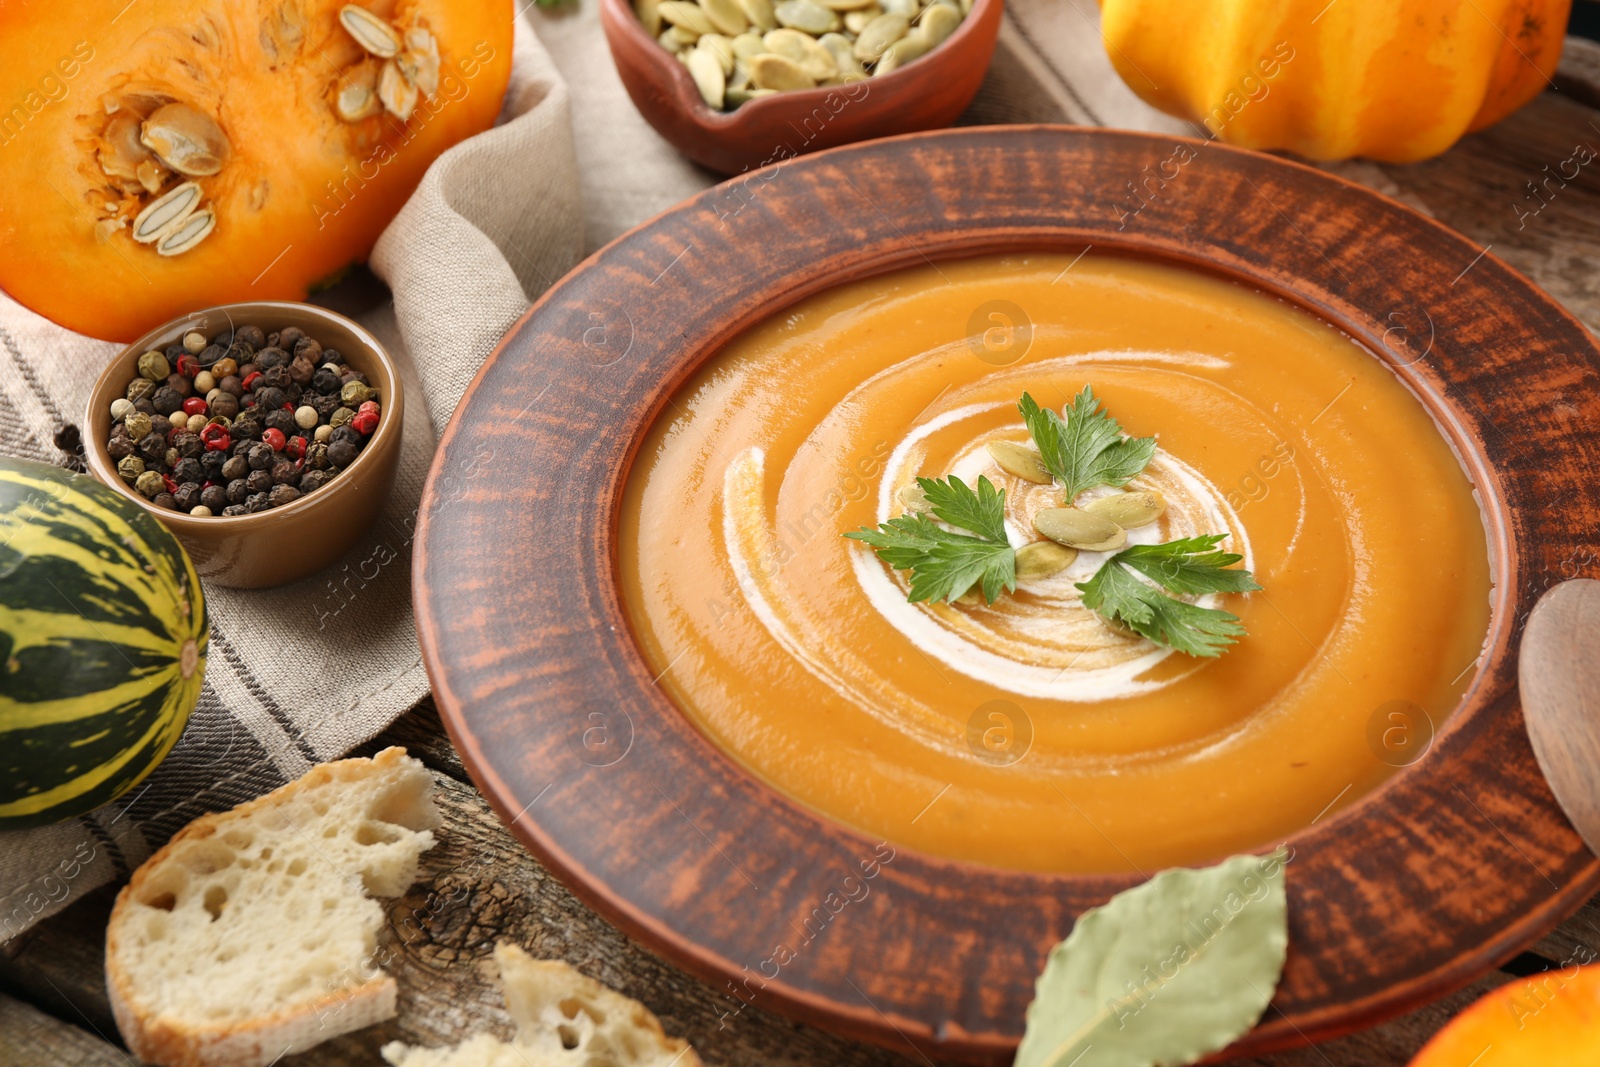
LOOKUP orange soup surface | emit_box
[618,254,1492,873]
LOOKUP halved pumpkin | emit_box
[0,0,513,341]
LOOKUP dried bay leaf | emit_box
[1016,850,1289,1067]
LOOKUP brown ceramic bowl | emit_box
[601,0,1001,174]
[85,301,402,590]
[414,127,1600,1063]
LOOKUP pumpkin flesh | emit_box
[0,0,512,341]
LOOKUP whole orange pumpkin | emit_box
[1098,0,1571,162]
[1409,960,1600,1065]
[0,0,513,341]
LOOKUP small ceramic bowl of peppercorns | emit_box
[85,301,403,589]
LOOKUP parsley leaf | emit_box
[846,475,1016,604]
[1077,535,1261,657]
[1019,388,1157,499]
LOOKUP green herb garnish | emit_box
[1019,387,1157,499]
[845,475,1016,605]
[1076,535,1261,658]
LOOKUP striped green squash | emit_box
[0,457,206,828]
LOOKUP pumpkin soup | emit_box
[618,253,1492,873]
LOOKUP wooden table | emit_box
[5,45,1600,1067]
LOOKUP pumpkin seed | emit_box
[916,0,961,46]
[702,0,750,35]
[729,64,752,90]
[140,102,230,177]
[737,0,779,30]
[985,440,1053,484]
[726,86,779,104]
[698,33,736,74]
[97,112,154,182]
[818,0,877,9]
[377,59,418,120]
[1033,508,1127,551]
[748,52,816,90]
[686,48,727,106]
[636,0,665,33]
[338,4,401,57]
[665,25,702,46]
[853,13,909,60]
[794,35,838,79]
[898,482,929,512]
[874,30,929,72]
[1083,490,1166,529]
[396,47,440,98]
[762,27,811,59]
[335,79,380,121]
[134,159,168,194]
[731,31,767,58]
[155,207,215,256]
[955,586,982,606]
[660,0,716,34]
[405,26,439,60]
[1015,540,1077,580]
[817,32,863,75]
[843,7,881,32]
[658,26,686,51]
[131,181,202,243]
[881,0,919,14]
[775,0,840,33]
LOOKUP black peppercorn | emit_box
[298,469,328,492]
[246,469,274,493]
[174,431,203,459]
[270,458,298,485]
[226,478,249,504]
[277,326,304,350]
[133,398,156,416]
[172,457,203,484]
[173,483,202,511]
[222,454,249,480]
[164,342,187,361]
[232,410,264,439]
[311,368,342,395]
[150,414,173,438]
[311,394,342,420]
[235,325,265,349]
[255,346,288,370]
[329,424,360,447]
[154,492,177,511]
[264,409,297,435]
[267,484,300,508]
[209,393,240,419]
[322,348,341,363]
[327,439,360,468]
[305,442,331,470]
[151,386,183,416]
[164,372,192,399]
[261,364,290,389]
[288,355,315,385]
[199,343,226,367]
[246,442,275,470]
[107,436,136,461]
[222,504,248,517]
[255,386,287,411]
[200,450,226,479]
[246,491,269,513]
[219,374,244,397]
[137,433,166,464]
[200,485,227,512]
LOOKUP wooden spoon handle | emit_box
[1520,577,1600,857]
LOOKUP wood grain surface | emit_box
[411,124,1600,1062]
[7,44,1600,1067]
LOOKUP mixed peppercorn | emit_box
[106,323,381,517]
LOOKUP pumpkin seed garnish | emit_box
[339,4,402,57]
[986,440,1053,484]
[1015,540,1077,580]
[898,482,929,512]
[1084,490,1167,529]
[132,182,203,244]
[155,207,216,256]
[1033,507,1127,552]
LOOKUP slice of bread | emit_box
[106,747,440,1067]
[381,943,703,1067]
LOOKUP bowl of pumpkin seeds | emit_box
[600,0,999,173]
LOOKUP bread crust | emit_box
[105,747,429,1067]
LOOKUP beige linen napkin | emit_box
[0,18,580,939]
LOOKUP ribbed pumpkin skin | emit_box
[1409,962,1600,1065]
[1099,0,1570,163]
[0,459,206,828]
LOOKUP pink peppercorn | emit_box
[182,397,207,417]
[262,428,286,451]
[200,424,231,452]
[351,410,379,436]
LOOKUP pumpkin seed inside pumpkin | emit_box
[338,4,401,58]
[155,207,216,256]
[140,103,230,177]
[132,181,203,244]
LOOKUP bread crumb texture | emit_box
[105,747,440,1067]
[382,942,704,1067]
